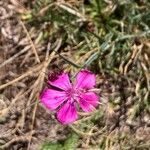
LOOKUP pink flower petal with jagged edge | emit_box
[57,102,78,124]
[48,73,72,91]
[75,70,96,89]
[40,89,67,110]
[79,92,99,112]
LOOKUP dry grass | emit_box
[0,0,150,149]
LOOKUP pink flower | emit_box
[40,70,99,124]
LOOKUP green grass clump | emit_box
[40,134,78,150]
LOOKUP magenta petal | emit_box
[40,89,66,110]
[79,92,99,112]
[48,73,72,90]
[57,102,78,124]
[75,70,96,89]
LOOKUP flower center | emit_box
[66,88,80,103]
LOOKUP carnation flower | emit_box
[40,70,99,124]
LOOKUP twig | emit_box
[0,46,30,68]
[69,125,92,136]
[38,3,54,16]
[85,126,96,147]
[54,50,82,68]
[124,44,143,75]
[0,135,31,150]
[69,125,106,137]
[56,2,86,21]
[19,19,41,63]
[27,38,62,149]
[0,64,43,90]
[27,101,38,150]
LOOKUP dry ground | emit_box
[0,0,150,150]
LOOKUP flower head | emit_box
[40,70,99,124]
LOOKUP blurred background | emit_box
[0,0,150,149]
